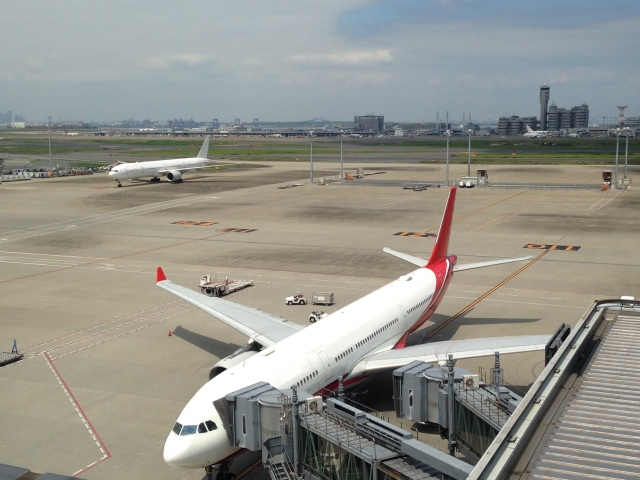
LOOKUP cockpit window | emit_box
[172,422,183,435]
[205,420,217,431]
[198,423,208,434]
[180,425,197,436]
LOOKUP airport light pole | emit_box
[48,122,52,171]
[615,128,620,190]
[624,126,630,181]
[445,129,451,187]
[340,130,344,181]
[467,128,472,177]
[310,131,314,184]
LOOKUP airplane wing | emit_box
[349,335,550,376]
[155,268,303,347]
[383,247,531,272]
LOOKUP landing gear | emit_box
[151,177,161,182]
[211,461,235,480]
[116,180,122,187]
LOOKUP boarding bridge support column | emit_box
[492,352,502,392]
[291,385,300,478]
[447,354,457,456]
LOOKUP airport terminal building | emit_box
[497,116,538,136]
[546,103,589,131]
[354,115,384,133]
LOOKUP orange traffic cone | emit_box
[168,330,172,336]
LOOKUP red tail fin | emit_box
[156,267,167,282]
[426,187,457,268]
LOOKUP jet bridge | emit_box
[393,356,523,463]
[220,382,472,480]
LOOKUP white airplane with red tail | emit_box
[156,187,549,473]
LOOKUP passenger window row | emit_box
[172,420,218,436]
[335,347,354,363]
[408,294,433,314]
[296,369,319,389]
[355,318,399,349]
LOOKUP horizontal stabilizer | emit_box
[383,247,427,267]
[453,256,532,272]
[350,335,550,376]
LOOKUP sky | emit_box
[1,1,639,123]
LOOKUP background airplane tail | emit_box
[526,125,534,133]
[426,187,456,268]
[197,136,211,159]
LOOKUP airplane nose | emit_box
[163,433,192,468]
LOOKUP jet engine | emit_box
[209,340,262,380]
[166,170,182,182]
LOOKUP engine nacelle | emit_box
[166,170,182,182]
[209,341,262,380]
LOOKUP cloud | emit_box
[144,54,215,70]
[288,49,393,67]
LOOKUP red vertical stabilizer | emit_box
[426,187,457,268]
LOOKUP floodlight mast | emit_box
[467,128,472,177]
[310,131,314,184]
[48,122,52,171]
[445,129,451,187]
[340,130,344,181]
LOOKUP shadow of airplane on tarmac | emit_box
[171,326,241,359]
[407,310,541,345]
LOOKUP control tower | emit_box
[540,84,550,130]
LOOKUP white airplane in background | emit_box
[108,136,227,187]
[156,187,550,475]
[523,125,550,138]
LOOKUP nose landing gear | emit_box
[206,462,235,480]
[116,180,122,187]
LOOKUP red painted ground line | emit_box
[42,352,111,476]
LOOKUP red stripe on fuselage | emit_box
[317,374,370,396]
[393,255,455,349]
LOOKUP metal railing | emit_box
[264,441,297,480]
[454,386,510,429]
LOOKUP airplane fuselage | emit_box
[108,156,207,181]
[163,258,454,468]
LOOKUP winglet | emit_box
[426,187,456,268]
[197,135,211,159]
[156,267,167,282]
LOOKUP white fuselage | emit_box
[164,265,449,468]
[108,156,207,181]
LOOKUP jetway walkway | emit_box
[469,298,640,479]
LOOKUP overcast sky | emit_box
[2,1,639,123]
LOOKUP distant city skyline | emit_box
[1,1,639,124]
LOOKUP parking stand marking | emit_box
[394,232,437,237]
[219,228,257,233]
[172,220,218,226]
[525,244,581,251]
